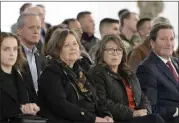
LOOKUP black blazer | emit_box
[136,51,179,121]
[0,68,29,121]
[90,64,151,121]
[38,59,111,123]
[21,47,46,103]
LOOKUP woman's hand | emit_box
[95,117,108,122]
[104,116,114,122]
[20,103,40,115]
[133,109,147,117]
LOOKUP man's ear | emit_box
[150,39,155,50]
[17,27,22,36]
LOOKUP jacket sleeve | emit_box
[38,70,96,122]
[137,91,152,114]
[131,74,152,114]
[92,72,134,121]
[136,64,176,120]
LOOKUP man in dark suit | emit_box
[136,23,179,123]
[16,12,46,103]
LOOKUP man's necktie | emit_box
[166,61,178,82]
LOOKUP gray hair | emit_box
[17,12,39,28]
[152,16,171,27]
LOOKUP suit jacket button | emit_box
[81,112,85,115]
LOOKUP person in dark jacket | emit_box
[136,23,179,123]
[90,34,166,123]
[17,12,46,103]
[0,32,39,122]
[37,29,113,123]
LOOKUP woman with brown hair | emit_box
[90,34,166,123]
[43,24,93,72]
[37,29,113,123]
[0,32,40,121]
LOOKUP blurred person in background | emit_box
[24,5,46,52]
[89,18,120,61]
[36,4,52,42]
[136,18,152,42]
[62,18,93,70]
[11,3,32,34]
[77,11,100,53]
[119,11,139,54]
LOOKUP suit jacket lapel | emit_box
[34,51,41,78]
[151,52,179,89]
[171,58,179,74]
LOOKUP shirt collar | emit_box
[156,54,171,64]
[21,43,38,54]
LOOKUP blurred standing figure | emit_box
[77,11,100,53]
[24,5,46,52]
[119,11,139,54]
[36,4,52,40]
[11,3,32,34]
[136,18,152,42]
[89,18,120,61]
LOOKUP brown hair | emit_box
[0,32,26,70]
[149,23,174,42]
[42,24,69,55]
[95,34,130,74]
[46,29,81,59]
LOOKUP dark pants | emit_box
[167,116,179,123]
[117,114,166,123]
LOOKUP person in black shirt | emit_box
[0,32,40,121]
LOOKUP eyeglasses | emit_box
[104,48,123,55]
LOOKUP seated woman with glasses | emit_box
[37,29,113,123]
[89,34,166,123]
[0,32,40,121]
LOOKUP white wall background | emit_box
[1,1,178,49]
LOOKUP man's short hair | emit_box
[149,23,174,42]
[17,12,39,28]
[118,9,129,19]
[20,3,32,14]
[36,4,45,9]
[120,11,137,27]
[77,11,91,21]
[151,16,170,27]
[99,18,119,33]
[62,18,77,26]
[137,18,151,31]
